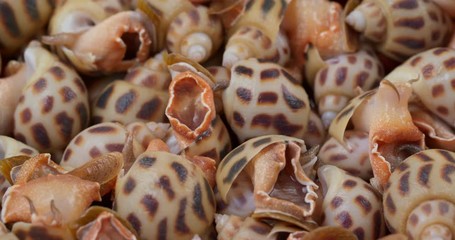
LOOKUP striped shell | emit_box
[388,48,455,127]
[383,149,455,238]
[216,135,318,229]
[166,5,223,63]
[314,48,384,127]
[115,150,215,240]
[346,0,453,61]
[0,0,55,56]
[13,41,89,154]
[318,165,386,239]
[222,59,310,142]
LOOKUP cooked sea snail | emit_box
[383,149,455,239]
[346,0,453,61]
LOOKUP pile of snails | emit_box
[0,0,455,239]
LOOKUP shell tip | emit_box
[345,10,366,33]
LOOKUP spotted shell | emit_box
[318,131,372,180]
[0,136,38,159]
[13,41,90,154]
[388,48,455,127]
[346,0,453,61]
[222,58,310,142]
[115,150,215,240]
[216,135,318,229]
[91,80,169,125]
[318,165,386,239]
[383,149,455,237]
[314,48,384,127]
[0,0,55,56]
[302,110,327,148]
[61,122,129,169]
[12,222,74,240]
[215,214,273,240]
[166,5,223,63]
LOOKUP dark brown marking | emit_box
[335,67,348,86]
[123,177,136,194]
[42,96,54,114]
[136,98,161,120]
[251,114,272,128]
[437,106,449,115]
[442,164,455,183]
[250,224,269,235]
[356,72,369,87]
[21,108,32,123]
[62,149,72,162]
[336,105,355,123]
[348,55,357,64]
[157,218,167,240]
[33,78,47,93]
[393,17,424,29]
[281,69,299,84]
[60,87,76,102]
[76,102,89,129]
[192,183,206,220]
[434,48,449,55]
[88,125,116,133]
[318,68,328,86]
[188,8,200,24]
[50,66,65,80]
[439,201,449,215]
[439,150,455,163]
[56,112,74,141]
[73,77,86,93]
[141,194,159,217]
[422,203,432,215]
[399,171,410,195]
[221,144,245,168]
[418,164,432,187]
[252,137,272,148]
[176,198,190,233]
[385,194,396,214]
[451,79,455,90]
[422,64,434,79]
[432,30,441,41]
[236,87,252,103]
[20,148,34,155]
[127,213,142,234]
[282,85,305,110]
[428,11,439,21]
[410,56,422,66]
[444,57,455,70]
[260,68,280,80]
[106,143,124,152]
[257,92,278,104]
[432,84,445,97]
[89,147,101,158]
[392,0,418,9]
[171,162,188,183]
[204,179,215,207]
[343,179,357,188]
[223,157,248,184]
[234,65,253,77]
[409,213,418,226]
[394,37,425,49]
[397,162,410,172]
[0,2,21,37]
[331,196,343,209]
[364,59,373,69]
[158,176,175,200]
[96,85,114,109]
[330,154,348,162]
[31,123,51,149]
[233,111,245,127]
[115,90,136,113]
[415,152,434,162]
[355,195,372,214]
[273,114,303,135]
[353,227,365,240]
[139,156,156,168]
[373,210,383,238]
[336,211,353,228]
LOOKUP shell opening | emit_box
[120,32,141,61]
[168,77,210,131]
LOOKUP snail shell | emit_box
[13,41,90,155]
[318,165,386,239]
[0,136,38,160]
[0,0,55,56]
[115,150,215,240]
[11,222,74,239]
[215,214,274,240]
[222,58,310,142]
[302,110,327,148]
[318,130,372,180]
[383,149,455,239]
[216,135,318,230]
[167,5,223,63]
[314,48,384,128]
[346,0,453,61]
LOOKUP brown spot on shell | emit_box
[439,150,455,163]
[392,0,418,9]
[260,68,280,81]
[432,84,445,97]
[33,78,47,93]
[236,87,252,103]
[355,195,372,214]
[419,164,432,187]
[76,103,89,129]
[282,85,305,110]
[221,145,245,168]
[142,194,159,217]
[442,164,455,183]
[234,65,253,77]
[188,8,200,24]
[96,85,114,109]
[88,125,116,133]
[331,196,343,209]
[192,183,206,221]
[399,172,410,195]
[336,211,353,228]
[434,48,449,55]
[281,69,299,84]
[222,157,247,184]
[252,137,272,147]
[115,90,136,114]
[157,218,167,240]
[139,156,156,168]
[171,162,188,183]
[318,68,328,86]
[123,176,136,194]
[432,30,441,41]
[41,96,54,114]
[56,112,74,141]
[437,106,449,115]
[158,176,175,200]
[409,213,419,226]
[176,198,190,233]
[353,227,365,240]
[410,56,422,66]
[422,203,432,215]
[335,67,348,86]
[60,86,76,102]
[444,57,455,70]
[393,17,424,29]
[343,179,357,188]
[31,123,51,149]
[273,114,303,135]
[394,37,425,49]
[356,72,369,87]
[428,11,439,21]
[106,143,123,152]
[127,213,142,234]
[62,149,72,162]
[439,201,450,215]
[50,66,65,80]
[89,147,101,158]
[0,1,21,38]
[136,98,161,120]
[385,194,396,214]
[422,64,434,79]
[73,77,86,93]
[330,154,348,162]
[257,92,278,105]
[348,56,357,64]
[364,59,373,69]
[233,111,245,127]
[21,108,32,123]
[251,114,272,128]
